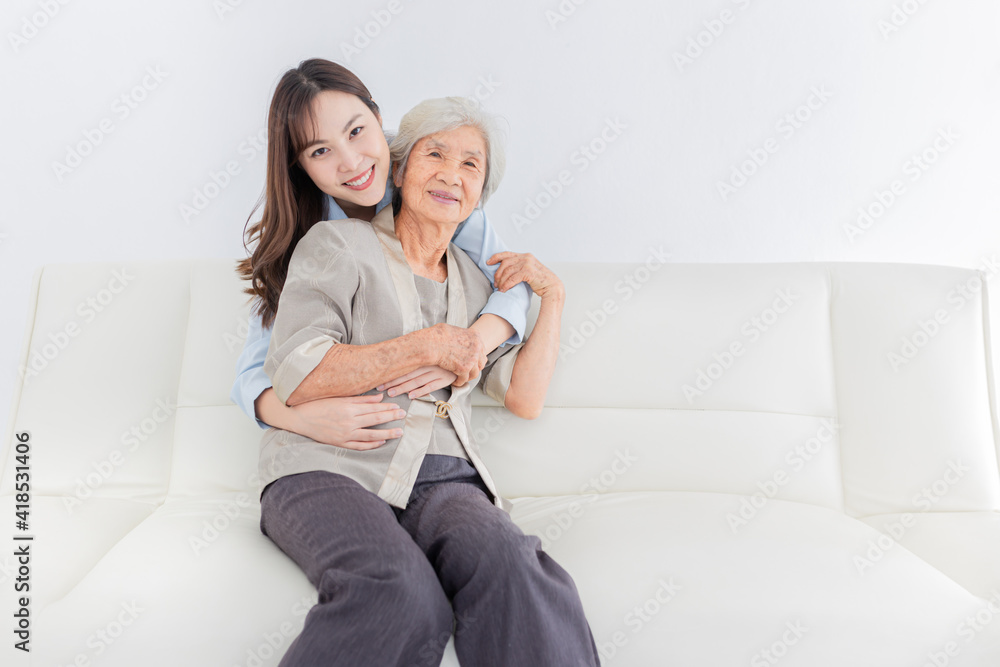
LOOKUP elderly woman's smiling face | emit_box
[394,125,487,227]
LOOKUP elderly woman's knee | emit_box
[431,510,543,583]
[313,539,450,616]
[294,559,454,665]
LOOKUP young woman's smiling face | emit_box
[297,90,390,217]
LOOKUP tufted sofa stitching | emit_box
[162,264,194,500]
[979,271,1000,482]
[823,265,851,518]
[35,498,161,613]
[823,265,847,517]
[0,267,43,485]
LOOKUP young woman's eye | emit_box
[350,126,363,138]
[310,147,329,158]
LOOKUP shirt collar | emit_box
[324,173,394,220]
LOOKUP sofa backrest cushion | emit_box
[3,260,998,520]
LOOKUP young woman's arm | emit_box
[230,312,277,428]
[231,311,404,448]
[453,207,532,347]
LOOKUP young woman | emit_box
[232,58,532,446]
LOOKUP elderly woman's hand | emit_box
[487,252,565,420]
[488,252,565,301]
[421,323,489,386]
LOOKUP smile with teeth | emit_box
[430,190,459,202]
[344,166,374,187]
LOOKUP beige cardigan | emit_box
[261,206,520,510]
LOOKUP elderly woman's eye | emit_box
[428,151,442,158]
[464,161,478,169]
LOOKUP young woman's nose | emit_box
[340,146,364,173]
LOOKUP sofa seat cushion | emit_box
[28,490,1000,667]
[33,494,315,667]
[2,495,156,611]
[508,491,1000,666]
[861,510,1000,599]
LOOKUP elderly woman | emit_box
[259,97,600,667]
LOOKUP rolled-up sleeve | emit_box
[452,209,531,346]
[230,312,275,428]
[263,222,359,404]
[479,342,524,405]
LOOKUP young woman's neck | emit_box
[337,200,376,222]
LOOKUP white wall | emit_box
[2,0,999,440]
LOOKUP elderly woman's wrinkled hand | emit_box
[422,323,489,387]
[488,252,565,301]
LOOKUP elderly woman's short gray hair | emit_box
[389,97,506,206]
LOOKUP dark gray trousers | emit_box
[260,455,600,667]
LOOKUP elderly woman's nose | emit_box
[435,162,462,185]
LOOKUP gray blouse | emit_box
[260,206,521,510]
[413,275,469,461]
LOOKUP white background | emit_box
[2,0,999,441]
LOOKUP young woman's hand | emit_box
[487,252,565,300]
[378,366,458,399]
[286,393,404,449]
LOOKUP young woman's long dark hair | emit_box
[237,58,380,327]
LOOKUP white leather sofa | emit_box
[3,259,1000,666]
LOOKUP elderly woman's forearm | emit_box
[504,295,564,419]
[286,334,435,405]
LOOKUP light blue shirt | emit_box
[230,179,532,427]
